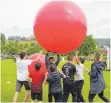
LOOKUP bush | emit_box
[5,56,14,59]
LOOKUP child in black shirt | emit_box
[62,55,77,102]
[45,65,66,102]
[45,52,60,102]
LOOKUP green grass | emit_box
[1,59,110,102]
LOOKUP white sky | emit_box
[0,0,110,38]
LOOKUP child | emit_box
[13,51,42,102]
[75,51,85,102]
[104,45,111,70]
[45,65,66,102]
[45,51,60,102]
[45,51,60,73]
[86,53,109,102]
[62,55,77,102]
[28,62,47,102]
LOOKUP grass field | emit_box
[1,59,110,102]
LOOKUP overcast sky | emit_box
[0,0,110,38]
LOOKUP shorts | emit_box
[31,92,42,101]
[16,80,30,92]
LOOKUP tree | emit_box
[77,35,97,56]
[0,33,6,45]
[27,43,43,55]
[24,42,30,49]
[1,41,20,55]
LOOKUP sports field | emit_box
[1,59,110,102]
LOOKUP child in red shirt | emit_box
[28,62,47,102]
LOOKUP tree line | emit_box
[1,33,97,56]
[8,35,35,41]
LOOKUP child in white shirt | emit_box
[75,51,85,102]
[13,51,42,102]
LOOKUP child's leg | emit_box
[31,92,37,103]
[98,91,109,102]
[63,85,70,102]
[56,92,62,102]
[23,90,31,102]
[23,81,31,102]
[48,85,52,102]
[80,80,85,102]
[13,80,23,102]
[75,81,79,102]
[13,92,19,103]
[71,83,77,102]
[76,80,85,102]
[53,93,58,102]
[88,92,96,102]
[37,92,43,103]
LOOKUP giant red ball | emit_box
[34,1,87,54]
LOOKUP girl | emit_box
[86,53,109,102]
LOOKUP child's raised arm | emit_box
[75,51,81,64]
[55,53,60,66]
[28,51,43,62]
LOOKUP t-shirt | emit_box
[28,61,47,93]
[62,62,76,85]
[76,63,84,81]
[16,59,32,81]
[47,72,63,93]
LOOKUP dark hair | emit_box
[50,65,56,72]
[48,56,54,60]
[20,52,26,59]
[34,62,41,70]
[79,58,85,64]
[95,53,101,61]
[67,55,73,61]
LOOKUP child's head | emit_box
[48,56,55,63]
[20,52,27,59]
[34,62,41,71]
[67,55,74,61]
[50,64,56,73]
[79,58,85,64]
[94,53,101,62]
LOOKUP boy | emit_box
[45,65,66,102]
[28,62,47,102]
[75,51,85,102]
[62,55,77,102]
[86,53,109,102]
[13,51,42,102]
[45,51,60,102]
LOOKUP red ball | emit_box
[28,53,45,63]
[34,1,87,54]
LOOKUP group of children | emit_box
[13,51,109,103]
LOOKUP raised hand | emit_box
[40,51,43,54]
[76,50,79,54]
